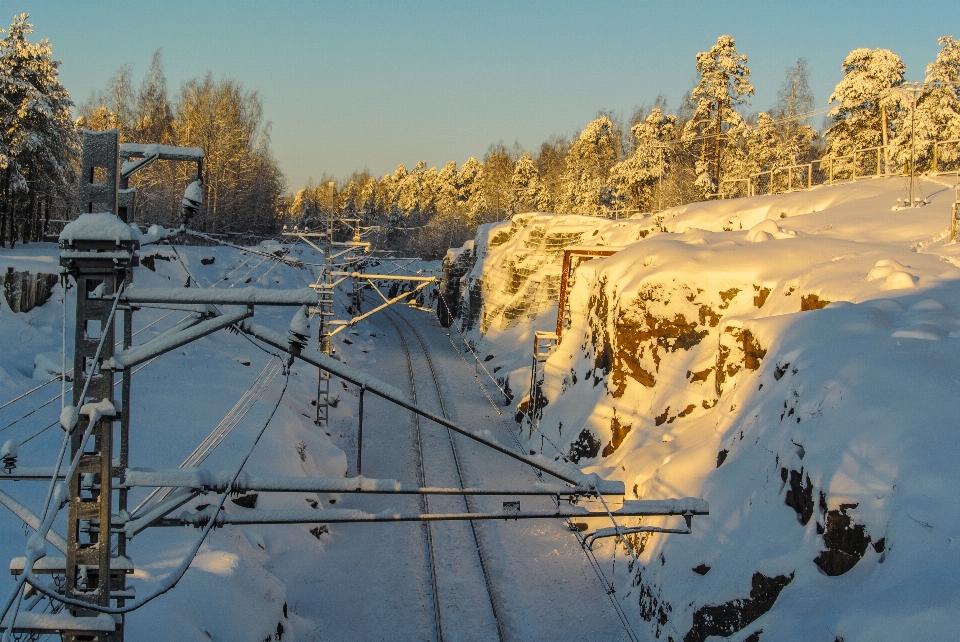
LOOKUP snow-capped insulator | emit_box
[287,305,310,358]
[1,439,18,473]
[181,180,203,222]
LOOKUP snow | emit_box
[59,212,140,244]
[6,175,960,640]
[122,285,318,306]
[456,174,960,640]
[58,405,78,432]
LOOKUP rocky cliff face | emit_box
[456,179,960,640]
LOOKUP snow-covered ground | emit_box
[4,173,960,641]
[0,234,636,640]
[457,174,960,641]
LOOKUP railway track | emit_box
[381,305,507,642]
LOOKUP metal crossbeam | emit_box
[238,320,624,494]
[119,287,318,306]
[121,469,608,497]
[171,498,708,527]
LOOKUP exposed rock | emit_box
[688,368,712,383]
[718,288,741,309]
[638,579,673,638]
[800,293,830,311]
[716,328,765,395]
[2,268,59,313]
[683,572,794,642]
[139,252,172,272]
[814,504,872,576]
[782,467,815,525]
[231,493,258,508]
[655,407,670,426]
[567,428,600,463]
[753,286,771,308]
[601,412,633,457]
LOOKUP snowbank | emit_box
[459,175,960,641]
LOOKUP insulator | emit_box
[1,439,17,473]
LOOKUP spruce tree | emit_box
[611,108,677,212]
[557,115,620,216]
[0,14,78,246]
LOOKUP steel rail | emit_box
[387,308,507,642]
[382,309,443,642]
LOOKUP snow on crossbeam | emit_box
[174,499,707,527]
[120,286,319,306]
[59,212,140,244]
[104,309,252,370]
[0,611,118,634]
[123,469,603,496]
[119,142,203,162]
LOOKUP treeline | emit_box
[77,52,285,236]
[0,13,286,247]
[295,34,960,259]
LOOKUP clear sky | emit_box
[9,0,960,192]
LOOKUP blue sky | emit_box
[9,0,960,192]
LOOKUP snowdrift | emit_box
[459,175,960,641]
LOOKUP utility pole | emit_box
[910,84,919,205]
[60,130,135,642]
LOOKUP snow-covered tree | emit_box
[509,151,550,213]
[773,58,818,164]
[683,35,754,193]
[459,156,486,216]
[826,48,905,165]
[893,36,960,172]
[0,14,78,246]
[435,160,459,214]
[557,115,621,215]
[610,108,677,212]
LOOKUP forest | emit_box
[0,13,285,247]
[1,12,959,256]
[289,34,960,258]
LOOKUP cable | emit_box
[437,293,571,464]
[568,524,641,642]
[16,356,161,447]
[0,376,60,413]
[431,294,643,641]
[1,281,126,629]
[15,369,291,616]
[132,358,283,516]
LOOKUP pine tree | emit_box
[826,47,905,166]
[0,14,78,246]
[684,35,754,194]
